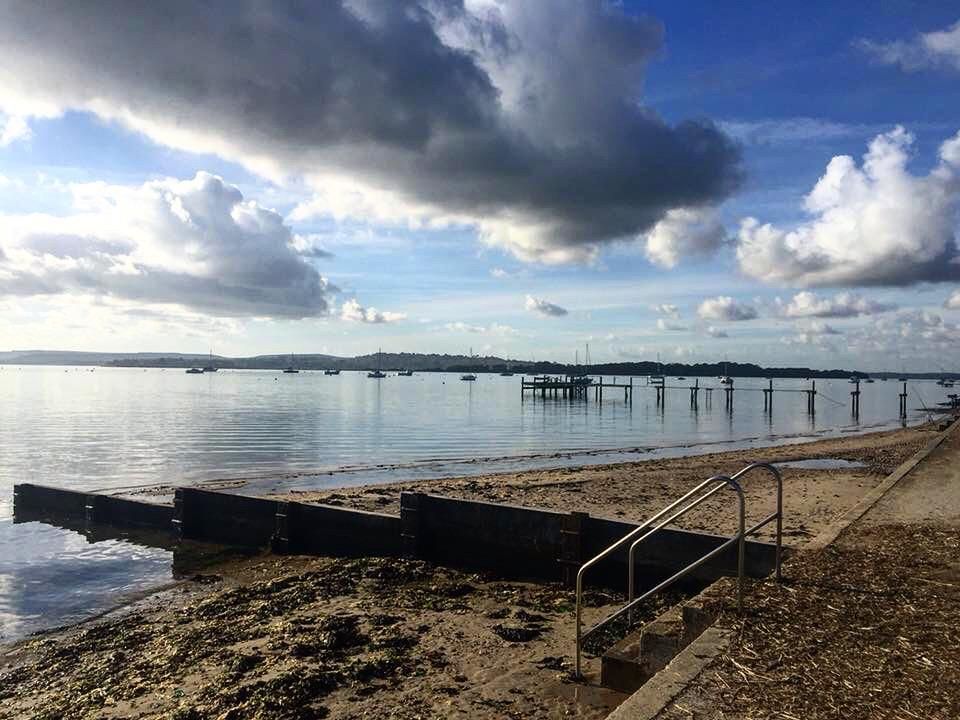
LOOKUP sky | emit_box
[1,1,959,371]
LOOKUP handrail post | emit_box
[737,482,745,613]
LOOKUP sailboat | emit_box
[648,352,665,385]
[397,369,413,376]
[202,349,217,373]
[460,347,477,381]
[185,367,203,374]
[368,348,387,378]
[324,368,341,375]
[283,353,299,373]
[719,358,732,385]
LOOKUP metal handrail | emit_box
[626,461,783,608]
[730,462,783,582]
[574,475,745,678]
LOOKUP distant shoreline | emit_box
[2,359,957,380]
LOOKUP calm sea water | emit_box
[0,365,944,640]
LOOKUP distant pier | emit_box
[521,374,634,403]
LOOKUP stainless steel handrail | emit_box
[574,475,745,678]
[626,462,783,609]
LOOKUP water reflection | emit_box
[1,512,236,643]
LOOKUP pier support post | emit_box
[763,379,773,413]
[851,379,861,419]
[806,380,817,415]
[724,386,734,412]
[899,382,908,420]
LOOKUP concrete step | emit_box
[600,580,729,694]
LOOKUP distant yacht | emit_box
[849,376,859,383]
[718,357,732,385]
[397,369,413,376]
[202,349,217,373]
[368,347,387,378]
[185,367,203,374]
[283,353,299,373]
[461,347,478,380]
[499,370,515,377]
[324,369,341,375]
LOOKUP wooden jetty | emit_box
[521,374,634,403]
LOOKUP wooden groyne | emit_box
[13,483,779,591]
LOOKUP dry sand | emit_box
[0,423,939,719]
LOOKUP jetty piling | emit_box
[851,379,861,419]
[763,378,773,413]
[521,374,633,404]
[899,382,908,419]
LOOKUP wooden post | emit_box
[851,379,861,419]
[899,382,908,420]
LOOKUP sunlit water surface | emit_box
[0,366,944,640]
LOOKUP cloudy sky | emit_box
[1,0,959,370]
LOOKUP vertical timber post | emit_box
[560,511,588,587]
[400,491,424,558]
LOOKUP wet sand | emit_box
[0,423,938,719]
[271,424,936,545]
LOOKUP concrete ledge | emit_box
[806,415,959,551]
[606,626,734,720]
[603,417,960,719]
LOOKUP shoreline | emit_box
[265,422,937,544]
[120,415,926,502]
[0,422,941,718]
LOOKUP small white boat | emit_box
[185,367,203,374]
[324,369,340,375]
[397,369,413,376]
[368,348,386,378]
[460,373,477,381]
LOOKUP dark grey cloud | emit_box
[0,0,742,261]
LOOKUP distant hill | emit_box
[1,349,956,379]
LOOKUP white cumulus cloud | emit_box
[945,289,960,310]
[340,299,405,324]
[697,296,758,322]
[525,294,568,317]
[0,172,334,318]
[643,207,727,268]
[736,126,960,287]
[859,20,960,72]
[0,113,30,146]
[656,318,687,331]
[780,291,896,318]
[653,303,680,318]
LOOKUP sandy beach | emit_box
[271,423,936,545]
[0,423,939,719]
